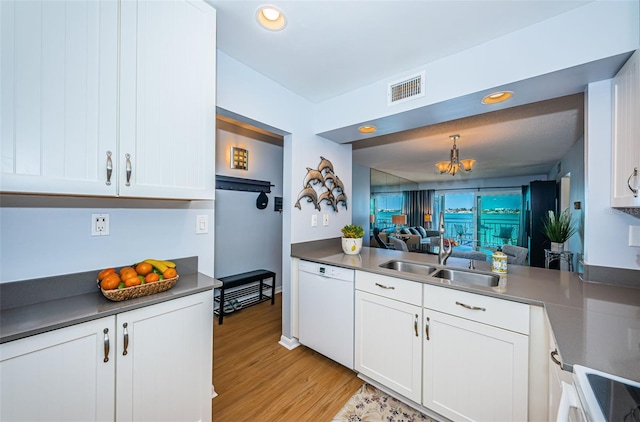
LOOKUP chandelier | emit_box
[435,134,476,176]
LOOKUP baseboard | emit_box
[278,335,300,350]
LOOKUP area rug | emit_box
[332,383,437,422]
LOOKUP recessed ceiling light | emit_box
[482,91,513,104]
[359,125,377,134]
[256,6,287,31]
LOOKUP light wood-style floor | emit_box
[211,293,362,422]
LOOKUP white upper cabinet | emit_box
[118,0,215,199]
[1,0,118,196]
[1,0,216,199]
[612,49,640,207]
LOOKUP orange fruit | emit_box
[101,273,121,290]
[98,268,116,280]
[121,271,139,283]
[135,262,153,276]
[162,268,177,279]
[145,273,160,283]
[124,276,142,287]
[120,268,137,279]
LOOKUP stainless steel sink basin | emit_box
[431,268,500,287]
[379,260,436,276]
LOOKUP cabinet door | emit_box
[612,49,640,207]
[0,317,116,421]
[119,0,216,200]
[115,291,213,422]
[0,0,118,196]
[423,309,528,422]
[355,290,422,402]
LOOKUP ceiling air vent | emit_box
[387,71,425,106]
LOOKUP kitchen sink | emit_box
[431,268,500,287]
[378,260,436,276]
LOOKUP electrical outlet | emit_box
[323,214,329,226]
[91,213,110,236]
[196,215,209,234]
[311,214,318,227]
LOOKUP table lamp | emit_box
[392,214,407,236]
[424,213,432,229]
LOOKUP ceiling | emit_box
[209,1,625,184]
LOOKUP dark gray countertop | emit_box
[0,257,221,344]
[292,239,640,382]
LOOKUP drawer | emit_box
[423,283,529,334]
[355,271,422,306]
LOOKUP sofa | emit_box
[371,226,440,250]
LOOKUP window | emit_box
[371,193,403,230]
[435,189,523,251]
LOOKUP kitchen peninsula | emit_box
[292,239,640,420]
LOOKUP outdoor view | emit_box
[371,190,523,252]
[435,192,522,251]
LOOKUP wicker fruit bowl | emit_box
[98,275,179,301]
[97,260,179,301]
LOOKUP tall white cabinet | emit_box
[0,0,216,200]
[611,49,640,207]
[0,291,213,422]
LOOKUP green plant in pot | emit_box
[542,208,577,252]
[341,224,364,255]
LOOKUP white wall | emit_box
[0,196,214,282]
[314,0,639,133]
[418,174,549,191]
[214,127,283,286]
[584,80,640,271]
[216,51,353,340]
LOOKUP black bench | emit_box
[214,269,276,324]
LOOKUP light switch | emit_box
[196,215,209,234]
[323,214,329,226]
[629,225,640,247]
[311,214,318,227]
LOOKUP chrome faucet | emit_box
[437,211,453,265]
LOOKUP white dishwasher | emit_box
[298,260,355,369]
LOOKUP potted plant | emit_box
[341,224,365,255]
[542,209,577,252]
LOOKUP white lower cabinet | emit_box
[354,271,531,421]
[355,290,422,402]
[547,315,573,422]
[422,309,529,422]
[0,316,116,421]
[115,291,213,422]
[0,291,213,422]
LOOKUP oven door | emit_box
[557,380,587,422]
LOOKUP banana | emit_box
[160,260,176,268]
[144,259,168,273]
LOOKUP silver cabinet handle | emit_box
[414,314,419,337]
[375,282,395,290]
[425,316,430,341]
[627,167,638,197]
[103,328,110,363]
[550,349,562,367]
[455,301,486,312]
[122,322,129,356]
[106,151,113,186]
[125,153,132,186]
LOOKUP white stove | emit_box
[569,365,640,422]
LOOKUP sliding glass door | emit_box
[435,189,523,251]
